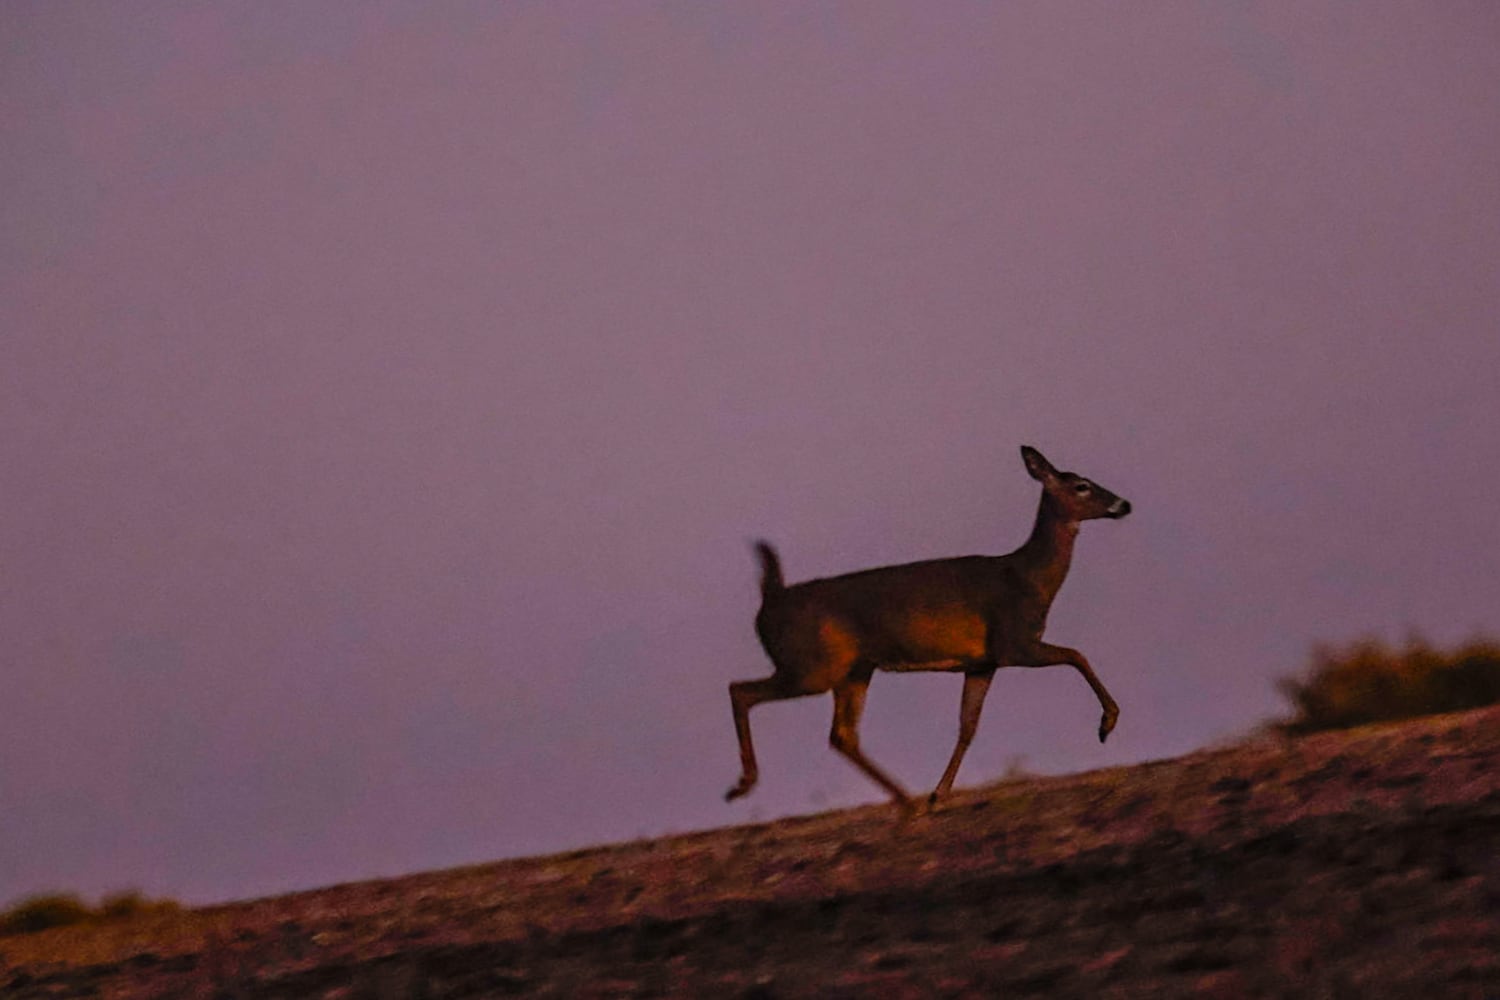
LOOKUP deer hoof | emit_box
[725,778,755,802]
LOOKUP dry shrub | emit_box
[1276,635,1500,734]
[0,894,94,936]
[0,890,183,938]
[99,889,181,921]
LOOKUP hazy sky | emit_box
[4,2,1498,906]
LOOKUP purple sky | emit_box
[4,3,1499,906]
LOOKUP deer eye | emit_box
[1073,482,1092,494]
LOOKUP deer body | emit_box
[726,446,1130,812]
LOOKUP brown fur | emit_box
[726,445,1132,812]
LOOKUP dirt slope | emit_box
[4,705,1498,998]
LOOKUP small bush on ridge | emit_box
[0,894,94,936]
[1276,635,1500,734]
[0,890,182,938]
[98,890,181,921]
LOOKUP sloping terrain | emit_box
[4,705,1498,998]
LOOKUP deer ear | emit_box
[1020,445,1054,481]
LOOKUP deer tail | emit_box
[753,540,785,601]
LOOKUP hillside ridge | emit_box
[5,704,1498,997]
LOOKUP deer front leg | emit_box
[929,670,995,807]
[1032,642,1119,742]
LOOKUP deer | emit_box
[725,445,1131,815]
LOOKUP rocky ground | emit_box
[3,704,1498,998]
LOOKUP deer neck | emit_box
[1013,492,1079,607]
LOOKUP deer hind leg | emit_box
[729,613,864,802]
[726,677,784,801]
[829,673,913,811]
[930,669,995,807]
[726,674,826,801]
